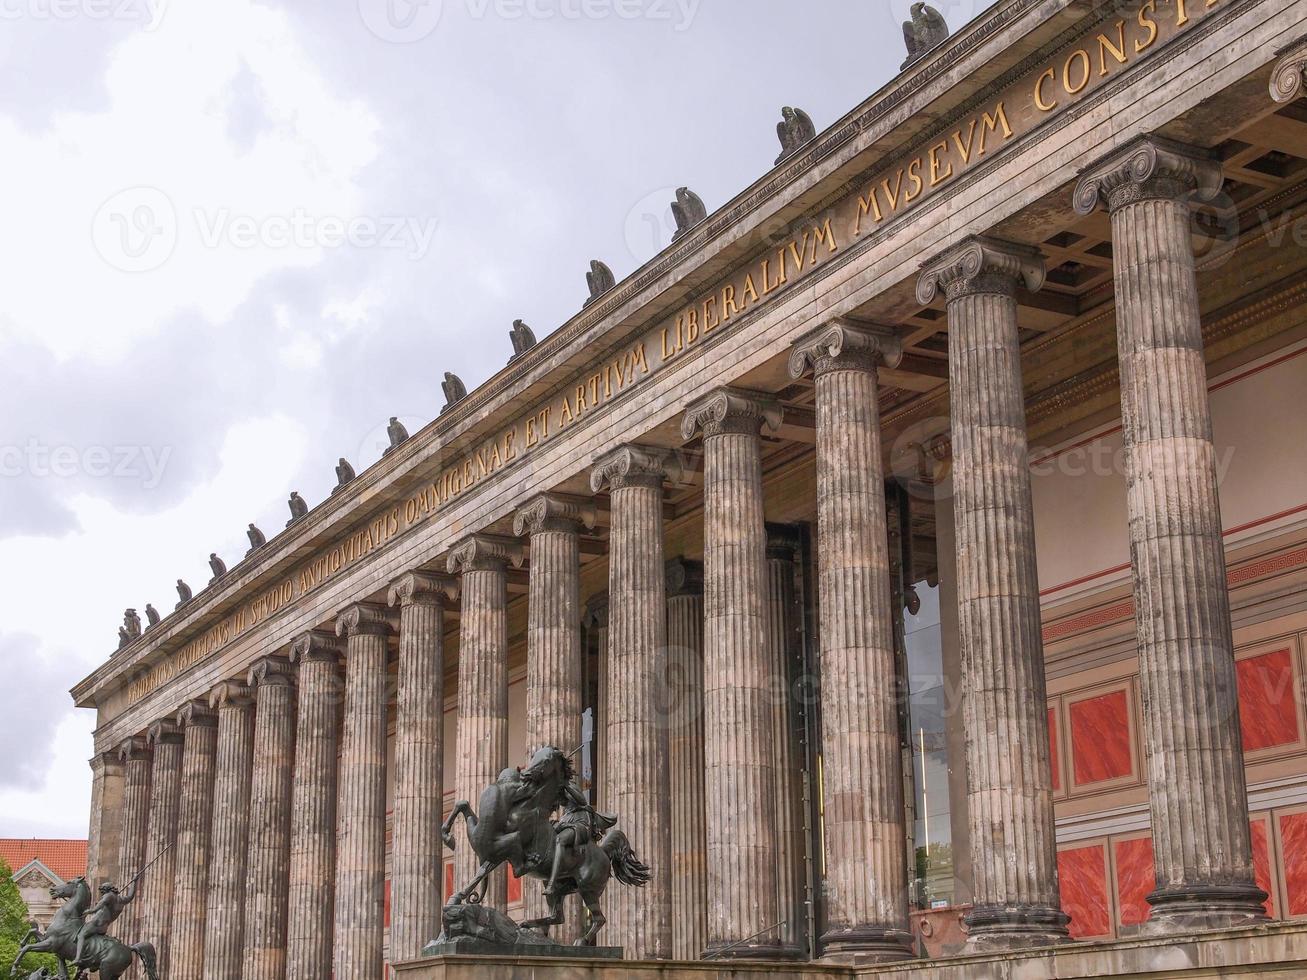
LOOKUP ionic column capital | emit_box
[590,444,680,493]
[117,735,152,763]
[388,570,459,609]
[1271,39,1307,103]
[249,654,296,689]
[175,699,218,730]
[209,680,253,709]
[89,751,122,775]
[335,602,394,638]
[146,718,183,747]
[1074,135,1223,215]
[765,523,802,561]
[917,236,1045,303]
[681,387,783,441]
[664,557,704,598]
[290,628,342,665]
[512,493,597,537]
[788,321,902,379]
[447,534,525,575]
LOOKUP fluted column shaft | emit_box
[334,604,392,980]
[449,535,521,910]
[203,683,255,980]
[790,327,912,961]
[683,390,788,959]
[116,738,151,941]
[515,497,594,932]
[286,632,342,980]
[169,703,218,980]
[765,529,809,956]
[243,658,298,980]
[585,596,610,811]
[86,753,123,890]
[919,241,1068,950]
[666,559,707,961]
[388,573,456,961]
[591,446,674,958]
[1076,137,1266,931]
[143,723,183,969]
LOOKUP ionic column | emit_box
[514,494,596,931]
[681,391,789,959]
[448,535,522,910]
[203,681,255,980]
[584,594,610,810]
[116,735,151,941]
[1270,40,1307,103]
[169,701,218,980]
[387,572,459,962]
[142,720,183,970]
[1076,137,1268,932]
[665,557,707,961]
[86,751,123,888]
[764,526,808,957]
[590,445,676,959]
[286,630,343,980]
[789,326,913,961]
[242,656,298,980]
[917,239,1068,950]
[334,603,394,980]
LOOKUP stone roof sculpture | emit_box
[334,457,356,493]
[671,187,707,240]
[902,2,949,70]
[441,373,468,414]
[584,260,615,308]
[144,604,160,628]
[175,579,192,609]
[508,319,537,363]
[775,106,816,165]
[247,524,267,555]
[287,492,309,527]
[208,553,227,582]
[385,417,409,455]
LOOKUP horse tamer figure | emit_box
[8,877,157,980]
[441,745,650,945]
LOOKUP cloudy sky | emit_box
[0,0,993,839]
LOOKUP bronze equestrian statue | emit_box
[441,745,650,945]
[8,877,157,980]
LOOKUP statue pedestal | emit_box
[422,938,622,959]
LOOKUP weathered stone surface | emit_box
[664,558,706,962]
[168,701,218,980]
[682,389,790,959]
[584,594,610,810]
[918,239,1068,951]
[334,603,394,980]
[202,681,255,980]
[790,325,913,962]
[286,630,343,980]
[591,445,675,959]
[448,535,523,911]
[388,572,459,962]
[86,752,123,890]
[1270,38,1307,102]
[514,495,595,934]
[1076,138,1268,933]
[115,735,151,943]
[242,656,298,980]
[142,720,183,971]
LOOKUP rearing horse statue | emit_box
[9,877,157,980]
[441,745,651,945]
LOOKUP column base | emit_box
[1141,883,1270,936]
[819,925,915,964]
[962,903,1071,953]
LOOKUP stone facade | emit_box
[68,1,1307,977]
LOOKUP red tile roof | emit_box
[0,839,88,882]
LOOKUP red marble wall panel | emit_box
[1070,689,1133,786]
[1236,649,1300,752]
[508,867,522,905]
[1049,706,1061,793]
[384,877,391,928]
[1058,844,1112,939]
[1282,811,1307,918]
[444,862,454,903]
[1113,836,1154,927]
[1250,816,1276,918]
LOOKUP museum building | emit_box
[71,0,1307,976]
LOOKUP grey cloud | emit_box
[0,633,66,791]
